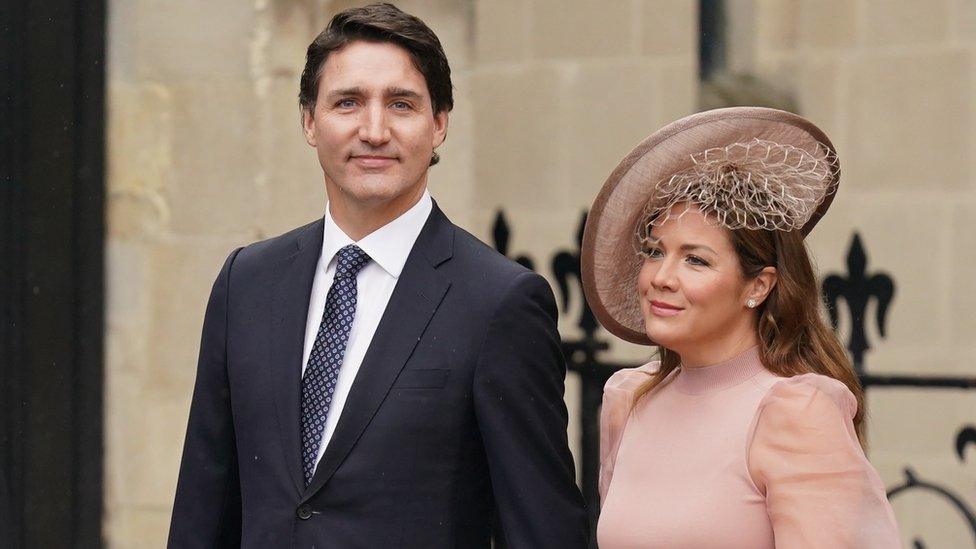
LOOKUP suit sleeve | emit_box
[473,271,590,548]
[168,248,243,548]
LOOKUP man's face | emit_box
[302,40,448,217]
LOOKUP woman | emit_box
[581,107,901,547]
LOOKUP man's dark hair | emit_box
[299,3,454,117]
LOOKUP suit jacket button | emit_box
[297,505,312,520]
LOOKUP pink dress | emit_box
[597,347,901,548]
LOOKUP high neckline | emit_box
[672,346,765,395]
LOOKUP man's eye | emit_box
[391,101,411,110]
[336,99,357,108]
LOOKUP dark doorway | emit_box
[1,1,106,546]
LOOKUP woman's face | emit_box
[636,204,765,362]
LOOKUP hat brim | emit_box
[581,107,840,346]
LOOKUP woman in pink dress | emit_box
[580,107,901,548]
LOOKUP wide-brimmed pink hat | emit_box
[581,107,840,346]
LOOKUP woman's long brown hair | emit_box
[631,226,865,440]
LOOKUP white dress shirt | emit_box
[301,190,433,473]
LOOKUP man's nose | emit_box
[359,104,391,146]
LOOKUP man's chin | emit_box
[345,182,423,208]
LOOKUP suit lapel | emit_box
[269,220,323,494]
[302,205,454,501]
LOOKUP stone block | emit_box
[397,0,472,70]
[141,396,194,505]
[308,1,470,69]
[107,82,174,240]
[797,59,842,150]
[166,80,264,237]
[147,239,249,400]
[957,0,976,42]
[863,0,950,46]
[751,58,800,106]
[847,50,971,191]
[104,338,149,506]
[867,390,976,547]
[798,0,856,48]
[949,199,976,346]
[722,0,758,73]
[428,72,476,227]
[755,0,799,51]
[257,78,329,238]
[265,0,331,83]
[641,0,697,56]
[530,0,634,59]
[112,0,257,83]
[806,192,953,367]
[104,505,171,548]
[470,66,563,209]
[106,240,152,334]
[564,62,664,210]
[475,0,531,63]
[656,61,697,125]
[108,391,190,511]
[868,390,973,459]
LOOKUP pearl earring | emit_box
[746,298,758,308]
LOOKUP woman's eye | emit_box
[641,246,663,259]
[687,255,709,267]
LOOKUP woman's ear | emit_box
[746,266,777,307]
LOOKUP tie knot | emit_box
[334,244,370,278]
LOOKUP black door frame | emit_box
[1,1,105,546]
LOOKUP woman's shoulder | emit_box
[747,372,864,487]
[604,360,661,391]
[603,361,665,410]
[599,361,661,500]
[757,372,857,420]
[604,361,661,394]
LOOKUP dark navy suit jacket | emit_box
[168,204,589,548]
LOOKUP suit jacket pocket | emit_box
[394,368,449,389]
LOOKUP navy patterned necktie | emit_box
[300,244,370,485]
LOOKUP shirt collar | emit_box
[321,190,433,278]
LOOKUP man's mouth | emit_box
[350,155,397,168]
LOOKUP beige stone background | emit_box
[105,0,976,546]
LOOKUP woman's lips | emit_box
[649,300,683,317]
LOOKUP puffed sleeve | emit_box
[599,363,658,503]
[747,374,901,548]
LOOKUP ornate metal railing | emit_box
[491,209,976,546]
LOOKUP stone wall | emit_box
[105,0,974,546]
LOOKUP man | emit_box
[168,4,588,547]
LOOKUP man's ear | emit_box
[747,266,778,307]
[302,108,317,147]
[432,110,449,149]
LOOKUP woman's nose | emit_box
[650,260,678,292]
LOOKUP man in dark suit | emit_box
[167,4,588,547]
